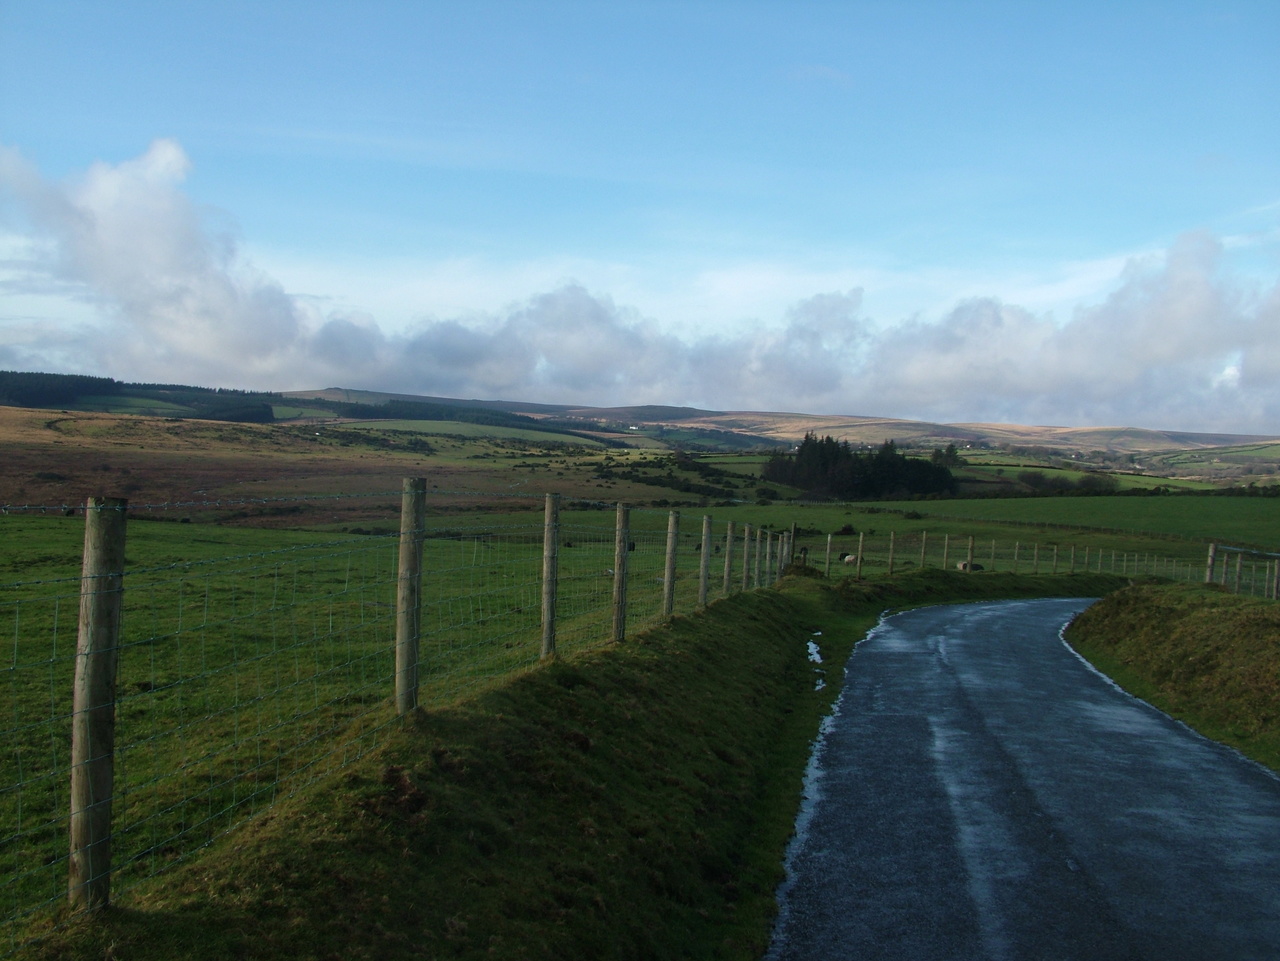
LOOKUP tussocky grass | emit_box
[1066,580,1280,773]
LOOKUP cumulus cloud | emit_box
[1,141,1278,433]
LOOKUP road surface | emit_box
[766,598,1280,961]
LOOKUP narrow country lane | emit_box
[766,599,1280,961]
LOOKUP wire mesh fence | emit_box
[0,490,792,953]
[812,528,1280,596]
[1,490,1272,954]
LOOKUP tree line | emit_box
[762,433,956,499]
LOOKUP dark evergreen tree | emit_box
[762,433,955,499]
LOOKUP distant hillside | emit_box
[282,388,1280,481]
[7,373,1279,473]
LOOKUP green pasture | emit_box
[956,463,1212,492]
[1150,441,1280,470]
[73,395,194,415]
[270,405,332,420]
[340,419,608,447]
[862,495,1280,550]
[0,510,718,945]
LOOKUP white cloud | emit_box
[2,141,1279,433]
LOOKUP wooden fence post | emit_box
[663,511,679,616]
[542,493,560,657]
[699,515,712,608]
[722,521,735,596]
[753,527,763,587]
[1204,544,1218,583]
[764,533,774,585]
[966,536,975,573]
[69,495,128,911]
[612,504,629,642]
[887,531,895,575]
[825,533,832,577]
[919,531,927,570]
[396,478,427,714]
[740,523,751,591]
[856,532,865,579]
[942,534,949,571]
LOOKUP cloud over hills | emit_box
[2,140,1278,434]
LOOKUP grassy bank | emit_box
[21,569,1126,961]
[1065,582,1280,772]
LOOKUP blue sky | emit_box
[2,1,1278,432]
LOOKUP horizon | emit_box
[2,2,1278,434]
[9,368,1280,444]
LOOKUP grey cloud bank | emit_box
[2,140,1277,435]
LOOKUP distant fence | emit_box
[818,528,1280,597]
[2,487,1276,953]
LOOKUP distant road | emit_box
[767,598,1280,961]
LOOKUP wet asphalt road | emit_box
[766,598,1280,961]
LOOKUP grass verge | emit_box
[1065,581,1280,772]
[20,568,1127,960]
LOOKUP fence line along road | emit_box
[1,483,794,954]
[1,481,1272,955]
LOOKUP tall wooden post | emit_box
[698,515,712,608]
[966,536,975,573]
[920,531,927,570]
[825,533,833,577]
[1204,543,1217,583]
[69,496,128,911]
[541,493,560,657]
[663,511,679,616]
[722,521,735,596]
[396,479,427,713]
[887,531,895,574]
[747,529,757,591]
[942,534,949,570]
[612,504,629,642]
[856,532,865,579]
[764,533,774,585]
[740,523,751,591]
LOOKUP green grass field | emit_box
[0,507,732,951]
[865,494,1280,548]
[340,419,608,447]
